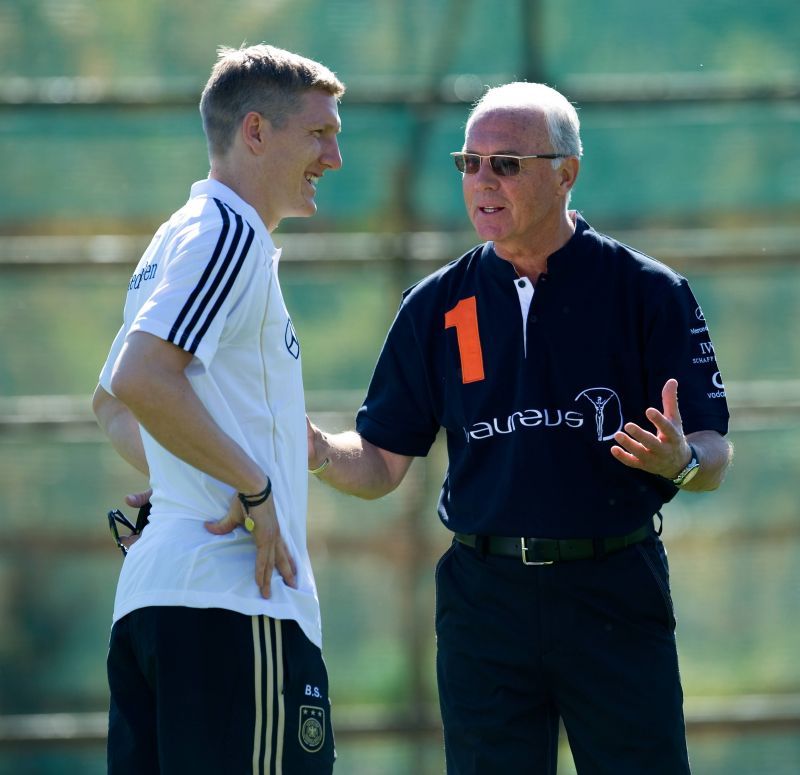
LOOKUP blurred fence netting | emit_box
[1,1,800,773]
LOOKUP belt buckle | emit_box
[520,537,554,566]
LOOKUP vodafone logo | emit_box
[707,371,726,398]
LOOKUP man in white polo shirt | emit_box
[92,44,344,774]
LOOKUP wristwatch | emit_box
[671,444,700,487]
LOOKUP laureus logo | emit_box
[575,387,624,441]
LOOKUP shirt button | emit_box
[517,279,526,288]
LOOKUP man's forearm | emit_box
[111,332,267,496]
[118,370,266,495]
[309,426,413,499]
[92,385,149,476]
[681,430,733,492]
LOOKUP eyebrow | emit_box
[312,120,342,133]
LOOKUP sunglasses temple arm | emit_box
[109,508,138,533]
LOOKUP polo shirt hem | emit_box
[112,592,322,649]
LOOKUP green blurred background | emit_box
[1,1,799,773]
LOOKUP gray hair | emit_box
[199,44,345,158]
[467,82,583,168]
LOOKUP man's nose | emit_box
[322,137,342,170]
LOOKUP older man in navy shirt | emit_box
[308,82,732,774]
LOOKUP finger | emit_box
[644,407,683,443]
[661,378,681,422]
[120,533,141,550]
[609,444,645,469]
[125,489,153,508]
[256,539,276,598]
[274,539,297,589]
[307,416,319,466]
[617,423,659,451]
[204,497,244,535]
[204,514,240,535]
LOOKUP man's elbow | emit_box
[92,383,124,429]
[91,384,107,422]
[109,361,145,410]
[359,479,402,500]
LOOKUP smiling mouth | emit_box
[479,206,504,213]
[305,174,320,191]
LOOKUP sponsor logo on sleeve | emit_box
[693,340,716,365]
[707,371,726,399]
[128,261,158,291]
[690,307,708,335]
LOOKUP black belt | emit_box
[454,522,653,565]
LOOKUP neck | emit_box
[494,210,577,282]
[209,163,277,232]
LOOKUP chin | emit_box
[286,202,317,221]
[300,199,317,217]
[472,223,505,242]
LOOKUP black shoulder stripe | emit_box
[186,221,255,354]
[175,208,244,350]
[168,198,230,346]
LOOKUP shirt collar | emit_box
[479,212,594,282]
[188,178,279,263]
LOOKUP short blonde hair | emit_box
[199,44,345,158]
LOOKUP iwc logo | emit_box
[285,319,300,359]
[575,387,624,441]
[299,705,325,753]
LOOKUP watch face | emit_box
[677,463,700,486]
[673,453,700,485]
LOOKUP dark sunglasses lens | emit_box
[454,154,482,174]
[463,154,482,174]
[490,156,521,176]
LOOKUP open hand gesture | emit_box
[610,378,692,480]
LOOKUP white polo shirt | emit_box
[99,179,322,647]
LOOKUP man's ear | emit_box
[240,111,269,155]
[559,156,580,196]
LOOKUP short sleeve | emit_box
[645,277,729,435]
[356,301,440,457]
[132,202,257,370]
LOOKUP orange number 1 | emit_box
[444,296,485,384]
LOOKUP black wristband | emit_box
[238,478,272,513]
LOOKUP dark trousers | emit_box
[107,606,335,775]
[435,537,691,774]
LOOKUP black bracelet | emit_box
[238,478,272,513]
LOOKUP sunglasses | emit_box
[107,502,151,556]
[108,509,138,556]
[451,152,568,177]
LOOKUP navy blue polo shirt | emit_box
[356,215,729,538]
